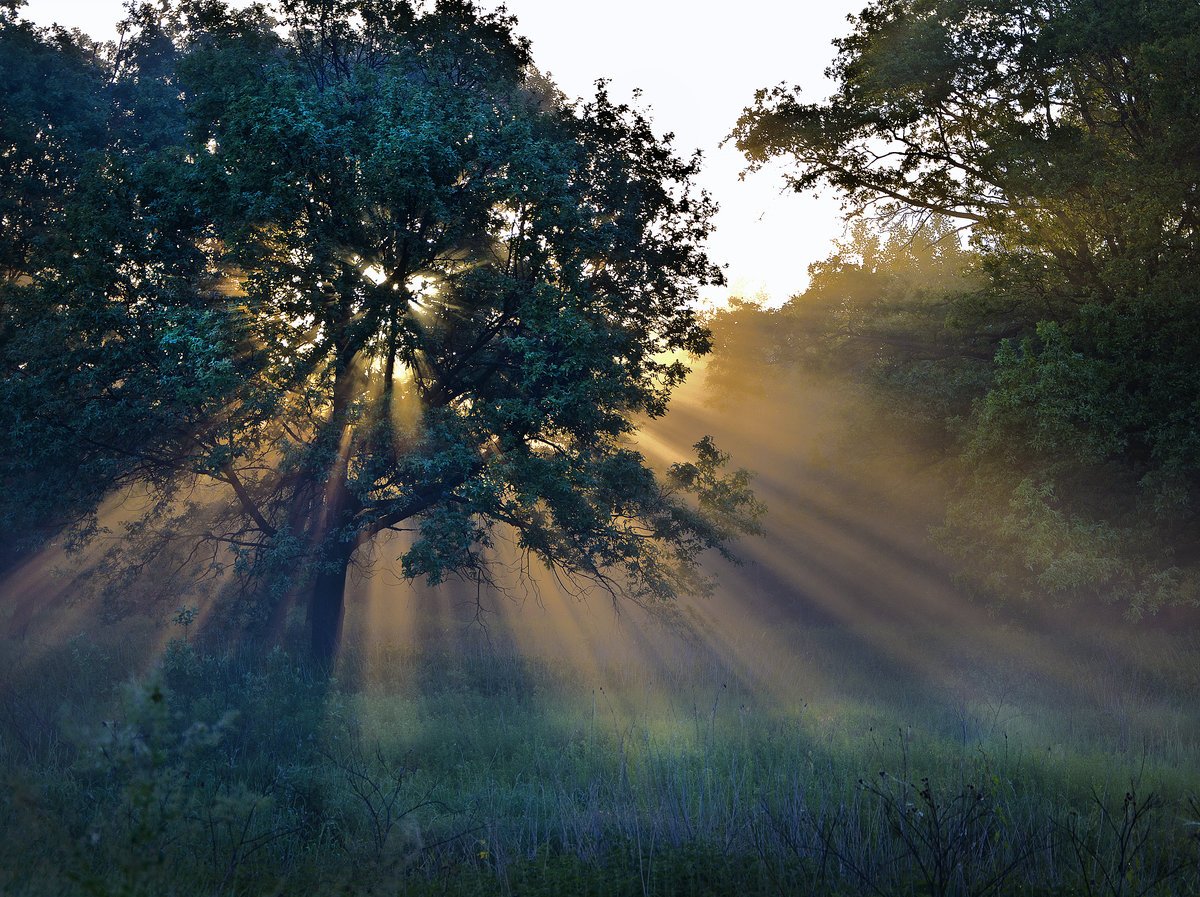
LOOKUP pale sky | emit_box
[21,0,860,305]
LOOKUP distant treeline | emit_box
[714,0,1200,617]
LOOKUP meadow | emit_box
[1,609,1197,896]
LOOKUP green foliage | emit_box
[946,290,1200,613]
[734,0,1200,303]
[0,4,254,561]
[732,0,1200,613]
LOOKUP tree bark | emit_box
[306,350,359,666]
[308,542,352,666]
[305,461,355,665]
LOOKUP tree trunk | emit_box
[305,458,354,665]
[308,543,352,666]
[307,353,360,666]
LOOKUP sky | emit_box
[21,0,862,305]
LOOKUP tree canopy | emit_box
[734,0,1200,307]
[0,0,762,659]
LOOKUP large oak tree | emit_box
[1,0,761,660]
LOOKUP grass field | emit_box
[1,613,1197,896]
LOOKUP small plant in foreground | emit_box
[1060,786,1191,897]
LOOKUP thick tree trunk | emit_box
[308,543,352,666]
[305,458,354,665]
[307,353,359,666]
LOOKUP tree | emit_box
[4,0,762,660]
[733,0,1200,615]
[733,0,1200,308]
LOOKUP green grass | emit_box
[0,628,1198,896]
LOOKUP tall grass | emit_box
[0,631,1197,896]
